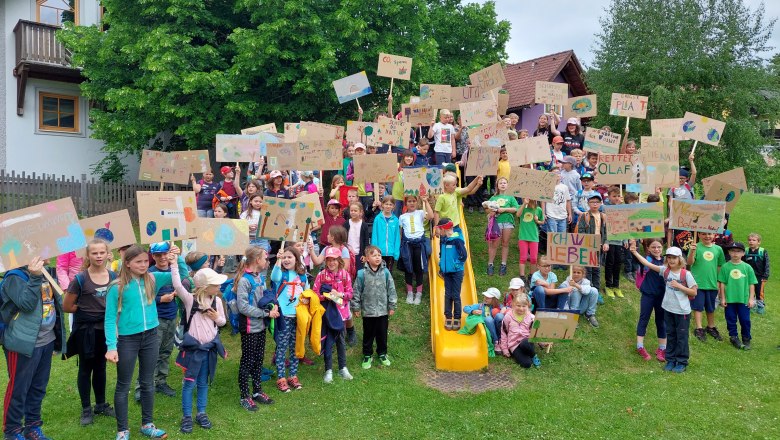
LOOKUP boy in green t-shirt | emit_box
[687,232,726,342]
[433,173,483,240]
[718,242,757,350]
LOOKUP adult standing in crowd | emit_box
[561,117,584,156]
[192,170,220,218]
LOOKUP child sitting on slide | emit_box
[463,288,505,343]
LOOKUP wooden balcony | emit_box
[13,20,82,116]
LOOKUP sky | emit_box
[478,0,780,67]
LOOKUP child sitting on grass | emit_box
[497,295,541,368]
[560,265,599,327]
[530,257,574,310]
[718,242,757,350]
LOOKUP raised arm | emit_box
[629,241,661,273]
[688,152,697,186]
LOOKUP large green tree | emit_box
[59,0,509,180]
[587,0,780,189]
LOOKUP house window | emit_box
[37,0,79,27]
[39,93,79,132]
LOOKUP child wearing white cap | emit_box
[463,288,505,343]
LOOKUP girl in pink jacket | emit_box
[497,295,541,368]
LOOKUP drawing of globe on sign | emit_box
[570,97,592,114]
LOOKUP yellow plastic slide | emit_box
[428,203,489,371]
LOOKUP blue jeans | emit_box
[637,293,666,338]
[181,355,209,416]
[725,303,751,340]
[546,217,567,234]
[442,271,464,319]
[394,200,404,218]
[197,209,214,218]
[664,312,690,366]
[435,152,452,166]
[3,341,54,436]
[531,285,569,310]
[568,287,598,316]
[484,313,503,342]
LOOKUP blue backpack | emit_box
[0,269,30,345]
[222,273,259,334]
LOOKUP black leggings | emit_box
[382,256,395,272]
[239,332,266,399]
[403,242,425,287]
[78,331,108,408]
[510,339,536,368]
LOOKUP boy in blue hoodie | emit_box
[437,218,468,331]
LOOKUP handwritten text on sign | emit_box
[583,128,622,154]
[377,53,413,80]
[535,81,569,107]
[596,154,645,185]
[669,199,726,233]
[609,93,649,119]
[547,233,600,267]
[505,167,558,202]
[469,63,506,91]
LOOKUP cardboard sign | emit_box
[547,233,600,267]
[257,132,285,156]
[469,63,506,91]
[171,150,210,174]
[375,116,413,148]
[400,103,435,126]
[459,100,499,127]
[535,81,568,106]
[377,52,412,80]
[640,137,679,188]
[298,139,343,171]
[333,71,372,104]
[181,239,197,257]
[609,93,649,119]
[450,84,489,106]
[651,118,689,140]
[596,154,645,185]
[257,197,319,242]
[505,167,558,202]
[352,154,399,183]
[294,192,325,226]
[567,94,597,118]
[465,146,500,177]
[681,112,726,146]
[702,167,747,194]
[505,137,550,166]
[138,150,190,184]
[193,218,250,255]
[530,310,580,341]
[266,143,298,170]
[669,199,726,233]
[216,134,260,162]
[703,180,743,213]
[490,89,510,116]
[583,128,622,154]
[603,203,665,240]
[420,84,451,108]
[137,191,198,244]
[0,198,87,271]
[241,123,278,135]
[284,122,299,143]
[469,121,509,148]
[345,121,378,145]
[298,121,343,141]
[403,166,444,197]
[78,210,136,255]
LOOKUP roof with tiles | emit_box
[503,50,590,111]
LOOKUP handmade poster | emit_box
[298,121,343,141]
[530,310,579,341]
[450,85,488,106]
[544,104,564,118]
[609,93,649,119]
[375,116,413,148]
[420,84,451,108]
[702,167,747,194]
[352,154,399,182]
[469,63,506,91]
[567,94,597,118]
[78,210,136,256]
[181,239,197,257]
[257,197,319,242]
[651,118,689,140]
[505,136,550,166]
[216,134,260,162]
[137,191,198,244]
[377,53,413,80]
[535,81,568,106]
[171,150,210,174]
[703,180,743,214]
[547,233,600,267]
[257,132,285,156]
[681,112,726,146]
[596,154,645,185]
[333,71,372,104]
[294,192,325,226]
[266,143,298,170]
[469,121,509,148]
[639,137,679,188]
[298,139,343,171]
[603,203,665,240]
[284,122,299,143]
[505,167,558,202]
[241,123,278,135]
[193,218,250,255]
[403,166,444,196]
[138,150,190,184]
[465,146,500,177]
[582,128,622,154]
[346,120,378,145]
[0,198,87,271]
[669,199,726,233]
[490,89,510,115]
[459,100,499,127]
[400,103,435,125]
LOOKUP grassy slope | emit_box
[2,193,778,439]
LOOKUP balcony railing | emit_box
[14,19,73,68]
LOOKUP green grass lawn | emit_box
[3,193,779,439]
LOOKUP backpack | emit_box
[0,269,29,345]
[174,296,217,347]
[663,267,688,288]
[212,189,229,210]
[73,271,117,298]
[332,246,356,280]
[485,215,501,241]
[271,272,308,306]
[222,273,259,335]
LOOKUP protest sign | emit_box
[403,166,444,197]
[346,121,378,145]
[294,192,325,227]
[603,203,665,240]
[258,197,319,242]
[547,233,600,267]
[171,150,210,174]
[469,121,509,148]
[491,89,509,115]
[216,134,259,162]
[181,239,197,257]
[640,137,679,188]
[375,116,413,148]
[505,136,550,166]
[535,81,568,106]
[138,150,190,184]
[582,128,622,154]
[505,167,558,202]
[284,122,299,143]
[567,94,597,118]
[298,139,343,171]
[400,103,435,126]
[450,84,490,106]
[529,310,580,341]
[78,210,136,256]
[469,63,506,91]
[377,53,412,80]
[0,198,87,271]
[703,180,743,213]
[702,167,747,194]
[465,146,500,177]
[193,218,250,255]
[681,112,726,146]
[136,191,198,244]
[651,118,689,140]
[596,154,645,185]
[459,100,499,127]
[298,121,343,141]
[241,123,278,135]
[333,71,372,104]
[420,84,451,108]
[669,199,726,233]
[609,93,649,118]
[352,154,399,183]
[266,143,298,170]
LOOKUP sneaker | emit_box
[195,412,212,429]
[288,376,303,390]
[413,293,422,305]
[323,369,333,384]
[706,326,723,341]
[139,423,167,439]
[532,355,541,368]
[672,364,687,373]
[180,416,193,434]
[155,383,176,397]
[614,288,624,298]
[299,356,314,366]
[94,402,116,418]
[499,264,507,276]
[239,398,258,412]
[655,348,666,362]
[586,314,599,328]
[361,355,373,369]
[487,264,494,276]
[756,305,766,315]
[261,366,274,377]
[625,272,636,283]
[339,367,353,380]
[116,431,130,440]
[24,426,51,440]
[443,319,452,331]
[597,293,604,305]
[346,330,357,347]
[451,319,461,330]
[742,337,752,350]
[694,328,707,342]
[134,389,141,402]
[605,288,615,298]
[378,354,391,367]
[252,392,274,405]
[637,347,652,361]
[406,292,414,304]
[730,336,745,350]
[276,378,290,393]
[80,406,94,426]
[664,361,675,372]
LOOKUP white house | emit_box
[1,0,138,179]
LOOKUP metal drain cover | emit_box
[424,371,516,393]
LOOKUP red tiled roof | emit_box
[503,50,590,110]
